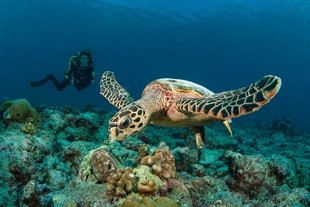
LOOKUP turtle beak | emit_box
[109,127,118,142]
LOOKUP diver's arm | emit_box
[64,56,78,82]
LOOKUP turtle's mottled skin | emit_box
[100,71,281,148]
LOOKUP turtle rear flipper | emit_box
[100,71,135,109]
[176,75,281,121]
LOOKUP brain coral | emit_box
[0,99,39,124]
[79,147,122,183]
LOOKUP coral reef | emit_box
[0,104,309,207]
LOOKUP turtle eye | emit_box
[119,117,131,129]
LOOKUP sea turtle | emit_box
[100,71,281,148]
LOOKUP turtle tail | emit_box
[177,75,282,120]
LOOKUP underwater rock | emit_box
[199,148,224,166]
[41,109,67,131]
[161,178,193,206]
[63,140,99,172]
[47,169,68,190]
[153,197,179,207]
[225,150,277,198]
[42,155,72,192]
[21,180,40,206]
[268,155,299,188]
[183,173,234,207]
[121,195,179,207]
[64,126,93,142]
[172,146,198,172]
[52,179,112,207]
[94,125,109,143]
[271,117,297,136]
[41,108,102,141]
[0,98,40,124]
[204,126,235,149]
[75,111,101,128]
[1,131,43,184]
[121,138,149,160]
[270,187,310,206]
[78,149,98,183]
[0,124,70,206]
[190,164,206,177]
[64,112,101,138]
[108,141,139,168]
[0,170,19,206]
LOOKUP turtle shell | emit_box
[142,78,214,98]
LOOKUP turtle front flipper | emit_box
[176,75,281,123]
[100,71,135,109]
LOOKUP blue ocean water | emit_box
[0,0,309,130]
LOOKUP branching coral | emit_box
[137,179,157,194]
[107,167,135,197]
[107,162,165,198]
[141,145,176,179]
[21,118,37,135]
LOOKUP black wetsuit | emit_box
[30,55,95,91]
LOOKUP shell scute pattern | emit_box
[143,78,214,98]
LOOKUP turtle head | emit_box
[108,103,148,142]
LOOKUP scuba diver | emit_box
[30,49,96,91]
